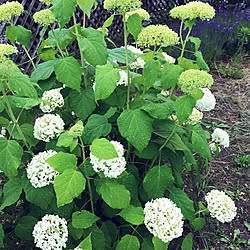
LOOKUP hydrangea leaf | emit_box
[143,165,174,199]
[191,218,206,231]
[54,57,81,91]
[77,0,96,17]
[181,233,193,250]
[72,210,99,229]
[48,28,75,49]
[195,51,210,71]
[83,225,105,250]
[143,61,161,88]
[82,114,112,144]
[79,234,92,250]
[188,36,201,52]
[117,109,153,152]
[118,205,144,225]
[15,216,38,241]
[116,235,140,250]
[0,138,23,177]
[152,236,169,250]
[127,13,142,40]
[95,64,120,100]
[54,169,86,207]
[98,179,130,209]
[51,0,76,27]
[8,96,41,110]
[0,225,3,248]
[90,138,118,160]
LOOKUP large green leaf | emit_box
[195,51,209,71]
[79,234,92,250]
[69,88,96,121]
[152,236,169,250]
[6,25,32,48]
[0,224,3,248]
[8,72,38,98]
[117,109,153,152]
[54,169,86,207]
[83,225,105,250]
[46,152,77,173]
[0,177,23,210]
[72,210,99,229]
[98,179,130,209]
[8,96,40,110]
[192,131,211,159]
[118,205,144,225]
[95,64,120,100]
[143,165,174,199]
[0,138,23,177]
[77,0,96,17]
[54,57,81,91]
[191,218,206,231]
[116,235,140,250]
[143,61,160,88]
[169,187,195,221]
[52,0,76,27]
[182,233,193,250]
[15,216,38,241]
[48,28,74,49]
[31,60,57,82]
[90,138,118,160]
[127,14,142,40]
[83,114,111,144]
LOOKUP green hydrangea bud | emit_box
[170,1,215,21]
[178,69,214,94]
[33,9,55,26]
[125,8,150,22]
[104,0,142,13]
[68,121,84,138]
[0,1,24,22]
[186,108,203,125]
[137,25,179,47]
[0,44,17,57]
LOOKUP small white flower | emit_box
[144,197,184,243]
[40,88,64,113]
[161,52,176,64]
[196,88,216,111]
[27,150,58,188]
[211,128,229,148]
[187,108,203,125]
[0,127,6,138]
[90,140,126,178]
[34,114,64,142]
[209,142,221,154]
[117,70,129,86]
[205,190,237,223]
[127,45,145,69]
[33,214,68,250]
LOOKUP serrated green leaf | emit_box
[83,114,111,144]
[68,222,84,240]
[0,138,23,177]
[181,233,193,250]
[72,210,99,229]
[143,61,161,88]
[118,109,153,152]
[8,96,41,110]
[116,235,140,250]
[192,131,211,159]
[15,216,38,241]
[54,57,81,91]
[69,88,96,121]
[83,225,105,250]
[90,138,118,160]
[54,169,86,207]
[118,205,144,225]
[6,25,32,48]
[127,13,142,40]
[95,64,120,100]
[47,152,77,173]
[143,165,174,199]
[48,28,75,49]
[191,218,206,231]
[57,131,74,147]
[79,233,92,250]
[52,0,76,27]
[152,236,169,250]
[178,57,200,70]
[77,0,96,17]
[195,51,209,71]
[98,179,130,209]
[188,36,201,52]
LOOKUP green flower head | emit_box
[33,9,55,26]
[0,1,24,22]
[0,57,19,81]
[68,121,84,138]
[125,8,150,21]
[178,69,214,94]
[104,0,142,13]
[0,44,18,57]
[137,25,179,48]
[170,1,215,21]
[39,0,54,5]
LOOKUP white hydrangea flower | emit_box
[27,150,58,188]
[90,140,126,178]
[34,114,64,142]
[144,197,184,243]
[0,127,6,138]
[211,128,230,148]
[205,190,237,223]
[40,88,64,113]
[162,52,176,64]
[127,45,145,69]
[117,70,129,86]
[187,108,203,125]
[33,214,68,250]
[209,142,221,154]
[196,88,216,111]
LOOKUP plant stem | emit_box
[180,23,193,59]
[22,46,36,69]
[51,30,64,58]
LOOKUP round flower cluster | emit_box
[27,150,58,188]
[90,140,126,178]
[40,88,64,113]
[205,190,237,223]
[68,121,84,138]
[161,52,176,64]
[127,45,145,69]
[125,8,150,21]
[104,0,142,13]
[33,9,55,26]
[196,88,216,111]
[0,1,24,22]
[34,114,64,142]
[144,197,184,243]
[170,1,215,21]
[0,44,17,57]
[211,128,230,148]
[178,69,214,94]
[39,0,53,5]
[187,108,203,125]
[33,214,68,250]
[137,25,179,48]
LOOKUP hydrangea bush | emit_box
[0,0,236,249]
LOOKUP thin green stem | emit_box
[180,24,193,59]
[22,46,36,69]
[51,30,64,58]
